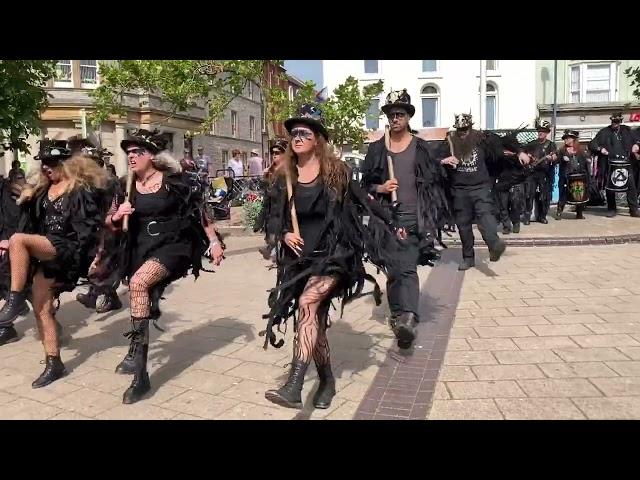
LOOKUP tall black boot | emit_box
[115,318,149,374]
[0,290,28,325]
[76,286,98,309]
[32,355,67,388]
[265,359,308,409]
[313,363,336,409]
[390,312,418,349]
[122,318,151,404]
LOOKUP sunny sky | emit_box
[284,60,323,88]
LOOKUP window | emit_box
[569,62,617,103]
[288,85,294,101]
[364,60,378,74]
[248,81,254,100]
[486,60,497,71]
[421,85,439,128]
[486,83,497,130]
[422,60,437,73]
[231,110,238,137]
[249,116,256,141]
[262,107,267,133]
[55,60,72,86]
[222,150,229,170]
[80,60,98,86]
[210,119,218,135]
[366,99,380,130]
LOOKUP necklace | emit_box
[140,170,159,186]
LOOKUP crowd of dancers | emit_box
[0,88,639,411]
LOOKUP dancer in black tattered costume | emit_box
[0,139,108,387]
[67,139,125,314]
[261,105,402,410]
[106,129,224,404]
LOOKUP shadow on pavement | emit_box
[147,317,256,395]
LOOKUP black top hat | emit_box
[534,118,552,132]
[453,113,474,129]
[284,104,329,140]
[272,139,288,152]
[120,128,167,154]
[381,89,415,117]
[34,138,73,162]
[561,129,580,140]
[610,112,624,122]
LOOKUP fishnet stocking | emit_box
[293,275,336,364]
[8,234,56,291]
[129,259,169,318]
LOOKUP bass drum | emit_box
[606,157,631,192]
[566,173,589,205]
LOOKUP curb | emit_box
[443,233,640,247]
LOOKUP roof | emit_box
[286,72,306,87]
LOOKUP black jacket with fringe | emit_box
[261,169,400,349]
[361,136,452,246]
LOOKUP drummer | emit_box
[590,112,640,218]
[556,130,590,220]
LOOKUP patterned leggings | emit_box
[128,259,169,318]
[294,275,337,367]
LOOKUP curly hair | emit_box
[278,136,350,196]
[18,154,108,205]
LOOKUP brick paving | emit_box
[1,228,640,419]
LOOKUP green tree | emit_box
[625,66,640,101]
[268,76,384,151]
[0,60,57,153]
[90,60,286,134]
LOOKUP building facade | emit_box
[1,60,266,178]
[322,60,537,135]
[536,60,640,141]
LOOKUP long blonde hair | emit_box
[18,154,108,205]
[278,136,349,195]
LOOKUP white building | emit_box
[322,60,537,132]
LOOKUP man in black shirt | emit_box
[523,119,557,224]
[440,114,529,270]
[362,89,449,349]
[590,112,640,217]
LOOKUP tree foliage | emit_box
[0,60,57,153]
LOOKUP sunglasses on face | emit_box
[290,128,315,141]
[127,148,147,157]
[386,112,407,120]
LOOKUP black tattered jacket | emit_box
[361,136,451,239]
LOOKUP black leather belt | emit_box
[143,218,187,237]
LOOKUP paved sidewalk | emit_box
[1,230,640,419]
[427,244,640,420]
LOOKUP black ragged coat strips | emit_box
[261,167,401,350]
[361,136,452,247]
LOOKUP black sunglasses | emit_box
[386,112,407,119]
[127,147,147,156]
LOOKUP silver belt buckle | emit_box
[146,221,159,236]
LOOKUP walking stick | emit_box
[122,169,135,233]
[285,166,300,236]
[384,125,398,203]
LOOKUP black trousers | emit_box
[386,219,420,319]
[498,183,525,226]
[524,170,551,220]
[453,186,501,260]
[605,160,639,212]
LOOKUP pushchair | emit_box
[205,169,235,220]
